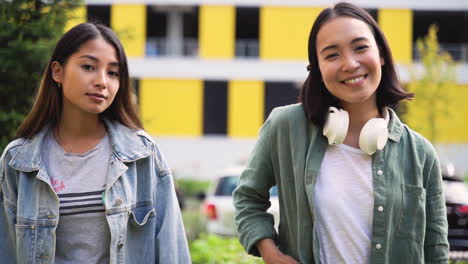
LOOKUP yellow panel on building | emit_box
[140,79,203,136]
[199,5,235,59]
[260,7,322,60]
[228,80,264,137]
[379,9,413,64]
[111,4,146,57]
[65,6,86,32]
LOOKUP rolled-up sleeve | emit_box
[233,111,278,256]
[424,152,449,263]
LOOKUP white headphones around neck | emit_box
[322,107,390,155]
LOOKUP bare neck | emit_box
[341,101,381,148]
[54,104,107,154]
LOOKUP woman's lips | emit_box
[341,74,368,85]
[86,93,107,101]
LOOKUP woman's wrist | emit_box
[257,238,278,257]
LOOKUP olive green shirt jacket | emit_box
[233,103,449,264]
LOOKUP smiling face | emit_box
[52,37,120,116]
[316,16,384,110]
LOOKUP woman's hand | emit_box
[257,238,299,264]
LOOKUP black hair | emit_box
[299,2,413,127]
[17,22,142,138]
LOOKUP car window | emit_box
[270,186,278,196]
[215,176,239,196]
[214,175,278,197]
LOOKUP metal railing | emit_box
[413,43,468,62]
[235,39,259,58]
[146,38,198,57]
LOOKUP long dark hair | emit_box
[300,2,413,127]
[17,22,142,138]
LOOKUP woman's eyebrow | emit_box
[78,54,119,66]
[320,37,370,54]
[320,44,338,55]
[351,37,369,44]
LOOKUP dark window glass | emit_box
[264,82,300,121]
[183,7,199,39]
[366,9,378,22]
[147,6,167,38]
[87,5,110,27]
[215,176,238,196]
[203,81,228,135]
[235,7,259,58]
[413,11,468,61]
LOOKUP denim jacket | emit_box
[234,104,449,264]
[0,120,191,264]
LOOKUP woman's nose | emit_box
[94,70,107,89]
[342,54,360,72]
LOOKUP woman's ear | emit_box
[51,61,63,83]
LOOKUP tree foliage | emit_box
[0,0,79,152]
[407,24,458,142]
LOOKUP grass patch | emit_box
[190,234,263,264]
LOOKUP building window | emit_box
[146,6,199,57]
[235,7,259,58]
[413,11,468,62]
[87,5,110,27]
[366,9,378,22]
[183,7,199,57]
[203,81,228,135]
[146,6,167,56]
[264,81,300,121]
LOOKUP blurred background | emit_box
[1,0,468,263]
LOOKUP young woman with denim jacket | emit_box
[0,23,190,263]
[233,2,449,264]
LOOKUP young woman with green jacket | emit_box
[233,2,449,264]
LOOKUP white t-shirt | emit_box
[314,144,374,264]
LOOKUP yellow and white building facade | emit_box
[67,0,468,178]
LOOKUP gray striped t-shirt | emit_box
[43,130,111,264]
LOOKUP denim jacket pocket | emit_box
[129,205,155,227]
[396,184,426,242]
[15,218,57,263]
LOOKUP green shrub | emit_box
[176,178,211,198]
[190,234,263,264]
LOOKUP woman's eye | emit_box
[325,53,338,60]
[81,64,94,70]
[356,45,369,51]
[108,71,119,77]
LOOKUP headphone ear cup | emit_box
[323,107,349,145]
[359,118,389,155]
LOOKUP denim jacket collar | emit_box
[9,119,152,172]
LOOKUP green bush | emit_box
[190,234,263,264]
[176,178,211,198]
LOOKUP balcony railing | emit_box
[235,39,259,58]
[146,37,198,57]
[413,43,468,62]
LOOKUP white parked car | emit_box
[203,166,280,236]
